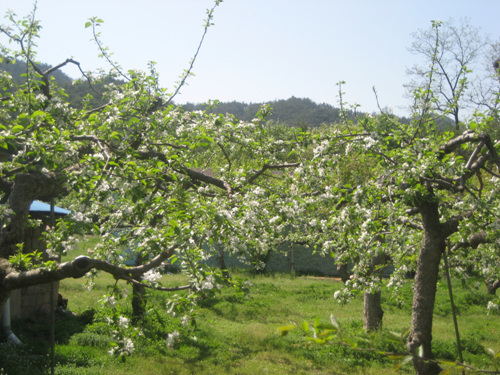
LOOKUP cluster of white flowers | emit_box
[101,295,116,307]
[123,339,135,354]
[143,268,162,283]
[118,316,129,329]
[108,338,135,357]
[312,139,330,159]
[487,301,499,315]
[200,275,216,290]
[269,216,280,224]
[362,136,376,149]
[166,331,180,349]
[181,315,190,327]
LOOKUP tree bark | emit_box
[486,279,500,295]
[364,290,384,331]
[407,200,444,375]
[132,254,146,324]
[363,253,387,331]
[0,245,177,316]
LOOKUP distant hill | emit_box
[182,97,357,128]
[0,57,114,109]
[0,57,73,85]
[3,58,434,129]
[1,58,358,127]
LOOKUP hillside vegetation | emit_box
[0,58,386,128]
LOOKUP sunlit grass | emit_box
[3,235,498,374]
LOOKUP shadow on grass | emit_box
[11,308,95,351]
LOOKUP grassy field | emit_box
[1,238,499,375]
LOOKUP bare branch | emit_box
[247,163,299,185]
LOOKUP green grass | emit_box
[2,237,499,374]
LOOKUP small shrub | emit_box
[432,339,457,360]
[0,343,48,375]
[55,345,104,367]
[70,332,112,348]
[55,364,105,375]
[463,291,490,307]
[461,335,486,356]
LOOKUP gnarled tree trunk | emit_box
[407,200,446,375]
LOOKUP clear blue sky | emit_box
[1,0,499,115]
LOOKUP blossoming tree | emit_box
[286,24,500,374]
[0,3,301,337]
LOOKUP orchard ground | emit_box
[1,236,499,375]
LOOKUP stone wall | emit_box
[9,282,59,319]
[9,219,59,319]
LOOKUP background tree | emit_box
[289,24,500,375]
[406,19,491,129]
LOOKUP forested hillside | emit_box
[0,58,358,127]
[182,97,359,128]
[2,57,448,129]
[0,58,117,109]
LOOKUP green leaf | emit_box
[11,125,24,133]
[31,110,46,117]
[417,345,424,358]
[85,21,92,28]
[301,320,309,332]
[438,369,451,375]
[313,316,320,329]
[277,325,296,337]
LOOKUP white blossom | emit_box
[118,316,129,328]
[166,331,180,349]
[143,269,162,283]
[487,301,499,315]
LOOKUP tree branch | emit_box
[247,163,299,184]
[3,244,178,291]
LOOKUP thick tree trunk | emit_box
[132,282,146,324]
[364,290,384,331]
[132,255,146,324]
[407,201,444,375]
[363,253,387,331]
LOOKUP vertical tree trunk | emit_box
[217,246,230,280]
[337,263,350,283]
[407,201,444,375]
[364,290,384,331]
[132,254,146,325]
[363,253,387,331]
